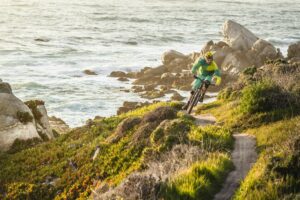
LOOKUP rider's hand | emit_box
[193,74,198,79]
[214,77,222,86]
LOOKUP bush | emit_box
[239,80,295,114]
[4,182,55,200]
[8,138,42,154]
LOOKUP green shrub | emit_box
[4,182,55,200]
[243,66,257,76]
[189,125,234,152]
[160,153,233,200]
[8,138,42,154]
[240,80,292,114]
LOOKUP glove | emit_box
[193,74,198,79]
[215,77,222,86]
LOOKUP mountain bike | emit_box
[185,77,215,114]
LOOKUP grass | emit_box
[0,101,234,200]
[233,116,300,200]
[160,153,233,200]
[195,78,300,199]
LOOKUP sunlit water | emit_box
[0,0,299,126]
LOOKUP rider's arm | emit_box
[191,59,203,75]
[212,62,222,85]
[191,62,200,75]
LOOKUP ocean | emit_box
[0,0,299,126]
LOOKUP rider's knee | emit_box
[204,80,210,88]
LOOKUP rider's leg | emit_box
[199,80,210,102]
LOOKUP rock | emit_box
[216,41,229,48]
[160,85,171,91]
[171,92,184,101]
[161,50,188,65]
[36,104,54,139]
[0,82,12,94]
[142,84,155,91]
[251,39,279,66]
[161,72,175,79]
[221,51,253,74]
[188,52,201,63]
[34,38,50,42]
[160,72,176,85]
[0,82,41,151]
[288,41,300,59]
[151,119,189,150]
[133,76,161,86]
[143,65,168,77]
[120,89,130,93]
[201,40,214,54]
[49,116,70,134]
[117,77,129,82]
[142,106,177,124]
[83,69,97,75]
[117,101,150,115]
[108,117,142,143]
[109,71,127,77]
[132,85,144,93]
[141,90,165,99]
[222,20,258,51]
[123,101,139,108]
[288,57,300,63]
[211,46,234,67]
[25,100,55,140]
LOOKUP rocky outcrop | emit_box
[49,116,70,134]
[0,81,54,151]
[222,20,258,51]
[83,69,97,75]
[117,101,151,115]
[287,41,300,63]
[109,20,283,101]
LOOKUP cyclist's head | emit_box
[205,51,214,63]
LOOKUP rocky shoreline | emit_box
[110,20,299,114]
[1,20,300,152]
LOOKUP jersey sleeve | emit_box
[212,61,221,77]
[191,60,201,74]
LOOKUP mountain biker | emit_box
[182,51,221,110]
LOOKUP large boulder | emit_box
[0,81,12,94]
[222,20,258,51]
[287,41,300,59]
[36,104,55,139]
[161,50,188,66]
[0,82,55,151]
[250,39,280,66]
[221,51,253,74]
[49,116,70,134]
[0,83,40,151]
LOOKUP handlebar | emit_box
[194,75,216,86]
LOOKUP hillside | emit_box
[0,60,299,200]
[0,101,234,200]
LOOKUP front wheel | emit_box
[187,89,201,114]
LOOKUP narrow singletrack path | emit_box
[213,133,257,200]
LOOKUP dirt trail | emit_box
[193,113,217,126]
[192,113,257,200]
[213,133,257,200]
